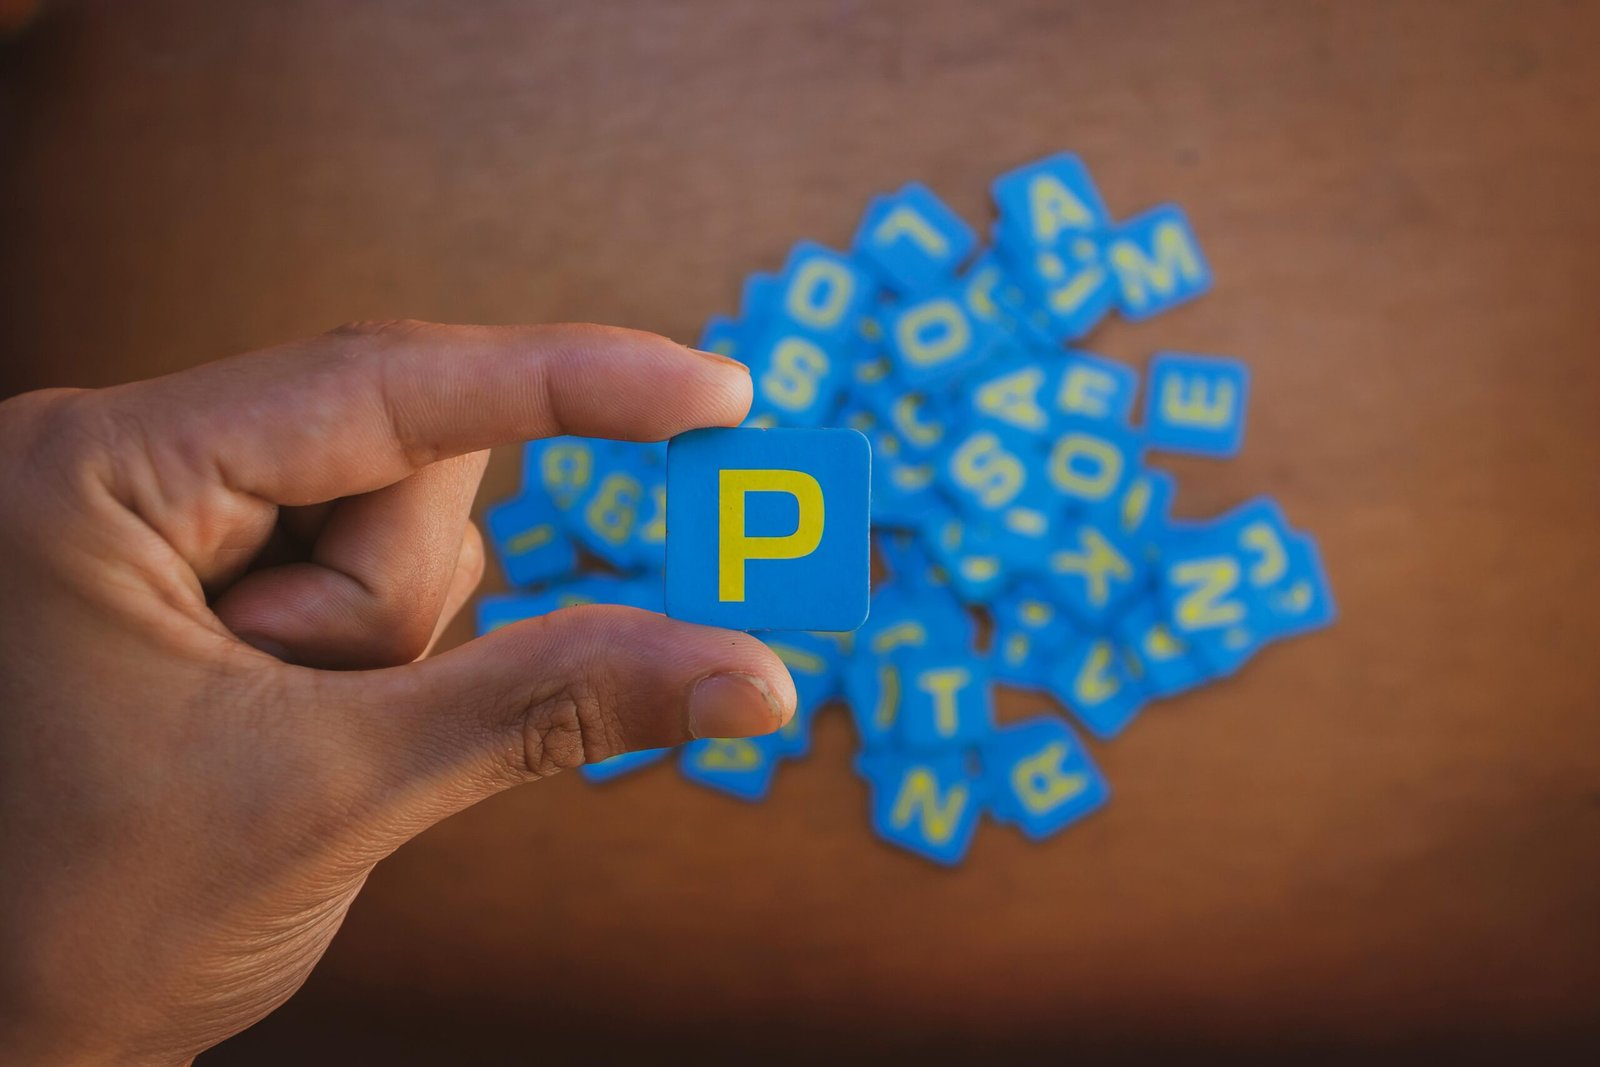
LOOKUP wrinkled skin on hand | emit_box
[0,321,794,1065]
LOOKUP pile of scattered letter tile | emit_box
[478,152,1335,866]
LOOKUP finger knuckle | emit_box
[0,389,119,512]
[326,318,434,342]
[518,676,624,779]
[0,387,104,459]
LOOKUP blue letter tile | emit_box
[853,183,977,296]
[1144,352,1250,458]
[679,736,783,802]
[666,427,871,631]
[858,751,984,866]
[1104,204,1211,320]
[486,489,577,589]
[982,717,1109,839]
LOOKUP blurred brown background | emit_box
[4,0,1599,1062]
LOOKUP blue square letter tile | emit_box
[1144,352,1250,458]
[666,427,871,631]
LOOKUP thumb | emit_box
[336,605,796,849]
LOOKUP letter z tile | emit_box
[666,427,871,631]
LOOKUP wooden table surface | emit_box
[4,1,1599,1061]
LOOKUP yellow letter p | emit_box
[718,469,825,602]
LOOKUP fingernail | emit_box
[683,345,750,373]
[688,673,784,739]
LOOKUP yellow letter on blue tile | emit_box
[1144,352,1250,458]
[858,752,984,866]
[853,183,977,296]
[486,489,576,589]
[1104,204,1211,320]
[982,717,1109,840]
[666,427,871,631]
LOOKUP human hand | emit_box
[0,321,796,1064]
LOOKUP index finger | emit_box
[109,320,751,506]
